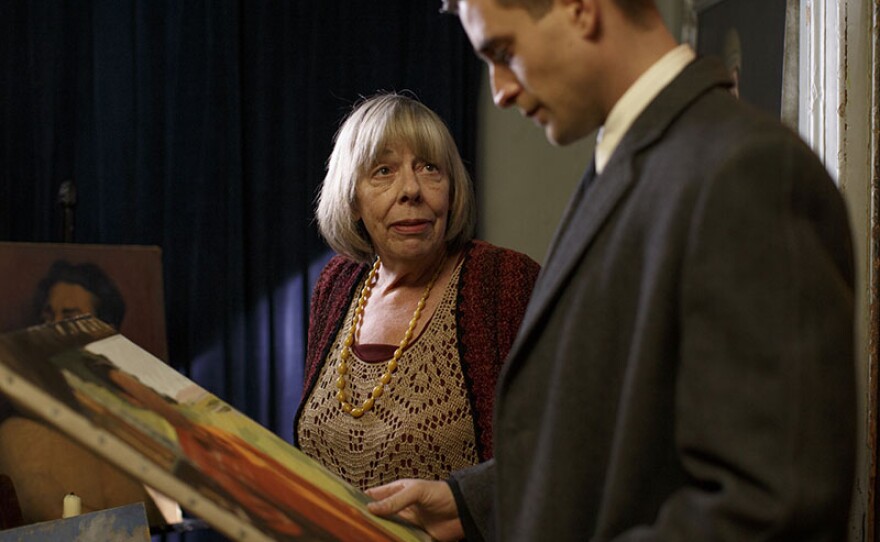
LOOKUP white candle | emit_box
[62,492,81,518]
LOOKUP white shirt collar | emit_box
[595,44,696,174]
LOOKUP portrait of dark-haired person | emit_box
[32,260,126,330]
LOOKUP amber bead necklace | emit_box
[335,255,444,418]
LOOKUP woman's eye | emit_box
[419,162,443,175]
[373,166,392,176]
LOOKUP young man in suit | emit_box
[367,0,856,540]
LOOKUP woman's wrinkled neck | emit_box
[374,247,458,292]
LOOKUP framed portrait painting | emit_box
[684,0,792,122]
[0,242,167,362]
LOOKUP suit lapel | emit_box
[501,57,733,375]
[543,158,597,265]
[513,157,635,350]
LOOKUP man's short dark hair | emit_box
[441,0,654,22]
[33,260,127,329]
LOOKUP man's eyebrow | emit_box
[476,37,504,59]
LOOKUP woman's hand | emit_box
[366,479,464,542]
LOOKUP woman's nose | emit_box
[399,167,422,202]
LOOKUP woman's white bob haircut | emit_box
[316,93,476,263]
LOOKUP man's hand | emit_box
[366,479,464,542]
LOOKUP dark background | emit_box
[0,1,482,444]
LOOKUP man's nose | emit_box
[490,64,519,108]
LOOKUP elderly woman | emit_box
[293,94,539,490]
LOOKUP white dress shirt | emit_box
[595,45,696,174]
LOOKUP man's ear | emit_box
[561,0,600,40]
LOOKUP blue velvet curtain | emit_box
[0,0,481,447]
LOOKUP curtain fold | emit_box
[0,0,482,442]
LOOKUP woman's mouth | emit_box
[391,219,432,234]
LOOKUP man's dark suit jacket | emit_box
[451,57,856,541]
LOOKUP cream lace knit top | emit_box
[297,261,479,490]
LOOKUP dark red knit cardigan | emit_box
[293,240,539,460]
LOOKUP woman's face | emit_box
[354,143,450,266]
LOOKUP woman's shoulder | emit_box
[314,255,367,297]
[321,254,365,276]
[464,239,540,273]
[460,240,540,294]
